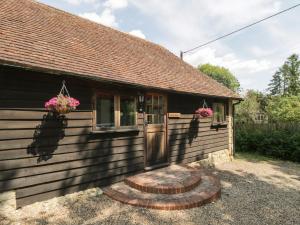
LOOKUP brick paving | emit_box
[103,165,221,210]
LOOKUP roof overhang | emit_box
[0,59,243,100]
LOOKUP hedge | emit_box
[235,123,300,162]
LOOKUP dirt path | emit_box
[1,156,299,225]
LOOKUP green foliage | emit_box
[235,54,300,163]
[235,90,268,122]
[285,54,300,95]
[236,123,300,162]
[268,71,282,95]
[268,54,300,96]
[266,95,300,122]
[198,63,240,92]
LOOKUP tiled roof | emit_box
[0,0,240,99]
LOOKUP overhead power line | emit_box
[180,3,300,59]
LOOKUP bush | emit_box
[235,123,300,162]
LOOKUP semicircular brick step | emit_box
[125,165,202,194]
[103,167,221,210]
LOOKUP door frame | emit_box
[143,92,169,170]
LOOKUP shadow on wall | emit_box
[188,116,199,144]
[27,112,67,163]
[57,128,143,197]
[168,115,200,164]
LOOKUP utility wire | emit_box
[181,3,300,57]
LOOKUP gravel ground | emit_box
[1,156,299,225]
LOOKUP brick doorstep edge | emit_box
[103,173,221,210]
[124,170,202,194]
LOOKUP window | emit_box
[120,96,136,126]
[213,102,226,124]
[96,94,115,128]
[146,95,164,124]
[95,93,137,130]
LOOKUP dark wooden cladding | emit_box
[0,156,144,182]
[0,148,144,170]
[0,138,144,160]
[0,119,92,129]
[0,67,231,208]
[167,92,229,165]
[1,159,144,191]
[0,110,92,120]
[16,171,140,208]
[0,67,145,207]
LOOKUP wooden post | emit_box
[228,99,234,159]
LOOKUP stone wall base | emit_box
[190,149,233,168]
[0,191,16,217]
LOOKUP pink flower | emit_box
[68,97,80,108]
[195,107,213,118]
[44,95,80,113]
[44,97,58,109]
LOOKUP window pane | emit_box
[158,105,163,114]
[153,96,158,105]
[159,96,163,107]
[213,103,225,123]
[153,105,158,114]
[146,105,153,114]
[120,96,136,126]
[146,96,152,104]
[147,114,153,124]
[96,95,114,127]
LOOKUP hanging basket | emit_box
[195,100,213,118]
[45,81,80,114]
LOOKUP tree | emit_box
[266,95,300,122]
[235,90,267,123]
[198,63,240,92]
[268,71,283,95]
[285,54,300,96]
[268,54,300,96]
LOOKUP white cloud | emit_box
[128,0,300,91]
[63,0,97,6]
[129,29,146,39]
[129,0,281,51]
[248,46,275,58]
[58,0,298,91]
[185,47,272,91]
[78,0,128,28]
[79,9,118,27]
[185,47,271,74]
[104,0,128,9]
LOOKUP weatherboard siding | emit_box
[0,67,145,207]
[0,67,231,208]
[167,94,230,164]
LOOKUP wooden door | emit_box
[145,93,168,168]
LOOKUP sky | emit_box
[38,0,300,92]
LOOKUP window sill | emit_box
[91,127,140,134]
[212,122,228,127]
